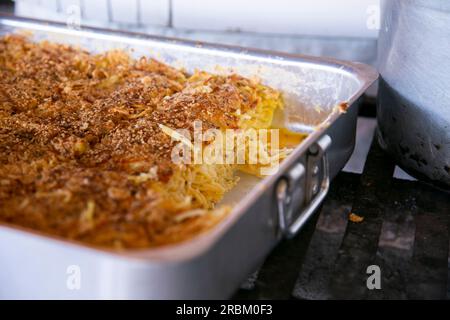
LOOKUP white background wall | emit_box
[15,0,380,38]
[173,0,380,38]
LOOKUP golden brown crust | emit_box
[0,34,282,249]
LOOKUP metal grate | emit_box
[234,103,450,300]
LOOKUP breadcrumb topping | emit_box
[0,34,284,249]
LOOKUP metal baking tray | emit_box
[0,16,378,299]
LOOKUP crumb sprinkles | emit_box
[0,34,286,249]
[349,212,364,223]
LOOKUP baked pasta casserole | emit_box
[0,34,304,249]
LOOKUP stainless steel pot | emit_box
[377,0,450,187]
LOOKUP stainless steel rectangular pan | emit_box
[0,16,378,299]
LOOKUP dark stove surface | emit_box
[234,104,450,300]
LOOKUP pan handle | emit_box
[276,135,331,238]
